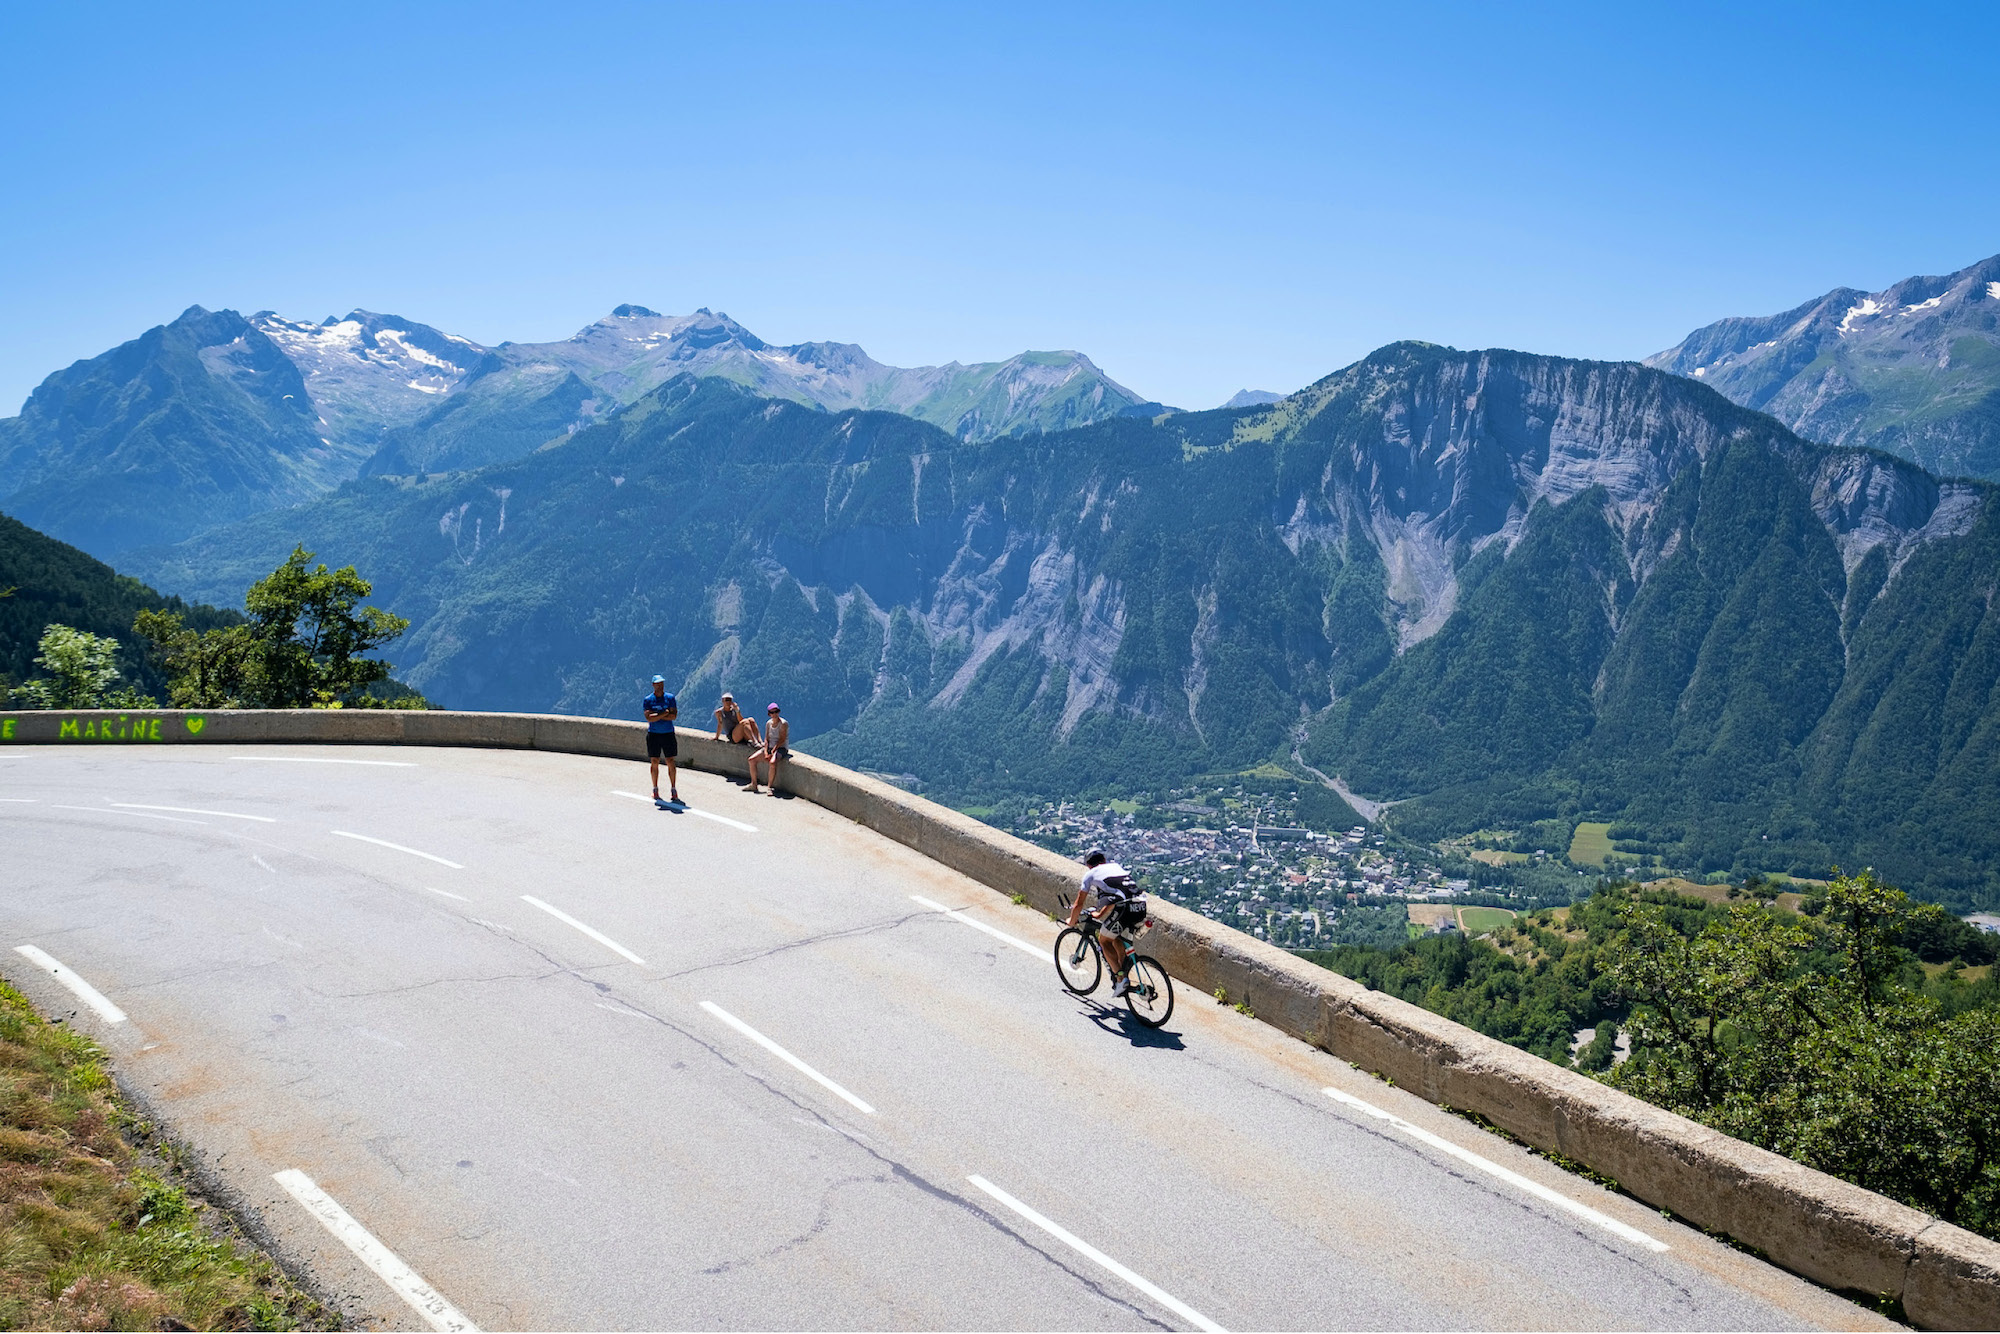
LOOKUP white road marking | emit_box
[611,789,757,832]
[53,803,208,825]
[520,895,645,964]
[0,798,36,802]
[1322,1087,1670,1251]
[234,755,418,766]
[420,886,470,902]
[272,1169,477,1332]
[685,806,758,832]
[332,830,464,869]
[966,1174,1224,1332]
[13,945,128,1025]
[112,802,276,822]
[252,855,276,873]
[699,1000,876,1115]
[909,895,1043,957]
[595,1002,651,1019]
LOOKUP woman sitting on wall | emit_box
[713,692,761,745]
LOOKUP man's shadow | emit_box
[1078,999,1186,1049]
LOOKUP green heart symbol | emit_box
[185,716,206,736]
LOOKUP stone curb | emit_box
[4,707,1995,1327]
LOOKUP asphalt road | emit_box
[0,744,1894,1332]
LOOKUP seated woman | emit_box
[713,692,761,745]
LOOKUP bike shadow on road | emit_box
[1077,1001,1186,1050]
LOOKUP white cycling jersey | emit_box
[1081,861,1141,906]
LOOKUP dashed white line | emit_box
[13,945,129,1025]
[1322,1087,1670,1251]
[272,1169,477,1332]
[420,886,470,902]
[112,802,276,822]
[520,895,645,964]
[0,798,36,802]
[910,895,1043,957]
[611,789,758,832]
[233,756,418,767]
[966,1175,1224,1332]
[331,830,464,869]
[699,1000,876,1115]
[52,803,208,824]
[595,1002,651,1019]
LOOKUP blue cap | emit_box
[652,675,665,683]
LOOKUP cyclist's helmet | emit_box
[1083,850,1107,868]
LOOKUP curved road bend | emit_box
[0,744,1890,1332]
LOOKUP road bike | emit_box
[1053,897,1175,1028]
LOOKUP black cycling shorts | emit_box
[1104,900,1148,937]
[646,731,677,759]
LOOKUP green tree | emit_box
[241,547,411,708]
[131,611,260,708]
[1606,871,2000,1238]
[132,548,413,709]
[9,624,155,710]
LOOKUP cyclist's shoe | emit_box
[1111,975,1131,998]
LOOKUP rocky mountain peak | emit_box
[1222,389,1285,409]
[1649,252,2000,478]
[246,309,486,446]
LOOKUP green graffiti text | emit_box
[55,715,168,742]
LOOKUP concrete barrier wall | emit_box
[5,707,1996,1328]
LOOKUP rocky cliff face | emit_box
[1648,253,2000,479]
[123,344,2000,905]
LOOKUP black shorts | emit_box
[1101,899,1148,938]
[646,731,677,759]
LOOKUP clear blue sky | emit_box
[2,1,1995,414]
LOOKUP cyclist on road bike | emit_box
[1066,850,1147,997]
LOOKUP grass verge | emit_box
[0,977,333,1331]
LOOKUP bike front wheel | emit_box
[1123,954,1175,1027]
[1054,927,1102,995]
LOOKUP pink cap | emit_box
[767,702,781,712]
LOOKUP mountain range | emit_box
[1649,252,2000,480]
[116,343,2000,912]
[0,304,1165,562]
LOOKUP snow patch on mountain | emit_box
[1837,298,1884,333]
[250,311,486,446]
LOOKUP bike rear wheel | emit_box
[1054,927,1102,995]
[1123,954,1174,1027]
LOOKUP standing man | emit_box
[747,702,789,795]
[643,674,679,805]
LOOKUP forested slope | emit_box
[0,512,239,699]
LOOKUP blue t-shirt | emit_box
[643,692,677,733]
